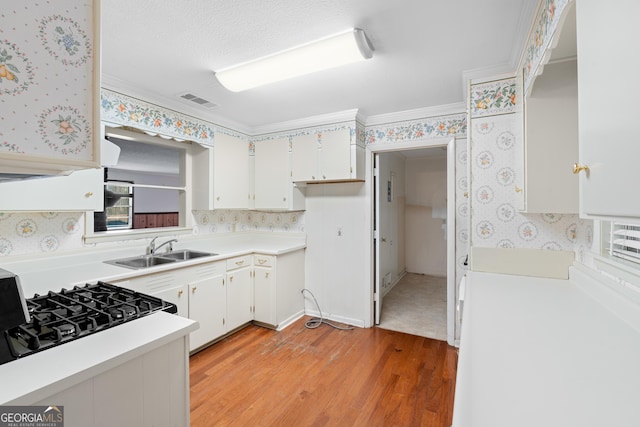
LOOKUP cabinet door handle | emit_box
[258,259,267,265]
[573,163,590,175]
[283,197,287,202]
[265,272,270,279]
[515,186,522,193]
[235,260,244,266]
[312,175,316,180]
[84,192,93,198]
[178,290,183,297]
[229,275,234,282]
[191,287,197,294]
[323,175,326,179]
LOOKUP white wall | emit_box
[404,156,447,276]
[303,182,370,327]
[378,152,406,294]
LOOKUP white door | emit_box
[373,153,382,324]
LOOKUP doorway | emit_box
[368,137,457,345]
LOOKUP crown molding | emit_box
[510,0,541,70]
[250,108,361,136]
[364,102,466,127]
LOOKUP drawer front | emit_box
[253,254,274,268]
[226,254,252,271]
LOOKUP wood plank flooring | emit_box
[190,317,458,426]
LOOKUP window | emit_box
[105,181,133,230]
[610,223,640,264]
[88,126,191,239]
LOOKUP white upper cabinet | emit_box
[521,2,579,214]
[254,137,304,210]
[213,133,250,209]
[291,134,319,182]
[0,0,100,175]
[523,60,579,214]
[0,167,103,211]
[576,0,640,221]
[291,127,364,183]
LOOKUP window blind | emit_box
[611,223,640,263]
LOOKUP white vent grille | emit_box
[178,92,217,109]
[611,223,640,264]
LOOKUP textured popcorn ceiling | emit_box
[101,0,536,129]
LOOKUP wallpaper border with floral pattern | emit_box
[522,0,571,94]
[470,80,517,118]
[100,89,248,147]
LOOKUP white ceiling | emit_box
[101,0,537,131]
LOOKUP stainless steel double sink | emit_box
[105,250,218,270]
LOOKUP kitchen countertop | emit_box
[0,232,306,296]
[0,312,197,405]
[0,232,303,406]
[452,269,640,427]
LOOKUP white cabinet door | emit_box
[254,265,276,325]
[226,266,253,331]
[523,60,579,214]
[320,127,351,180]
[213,133,250,208]
[577,0,640,219]
[0,167,103,211]
[189,274,225,351]
[254,137,290,209]
[291,134,319,181]
[153,284,188,319]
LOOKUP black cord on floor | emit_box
[301,289,354,330]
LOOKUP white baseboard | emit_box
[303,309,365,328]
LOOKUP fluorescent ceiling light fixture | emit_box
[215,28,374,92]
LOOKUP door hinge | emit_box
[373,292,379,302]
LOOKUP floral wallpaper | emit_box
[522,0,571,94]
[469,77,593,263]
[0,1,95,161]
[364,113,466,144]
[0,212,85,256]
[192,210,305,234]
[470,80,517,117]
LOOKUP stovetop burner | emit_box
[1,282,177,364]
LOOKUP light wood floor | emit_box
[190,317,458,426]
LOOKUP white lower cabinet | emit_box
[253,254,276,326]
[112,249,304,350]
[226,255,253,331]
[111,262,227,352]
[188,274,225,351]
[252,250,305,330]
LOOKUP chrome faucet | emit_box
[148,237,178,255]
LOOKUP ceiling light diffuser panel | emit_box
[215,28,374,92]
